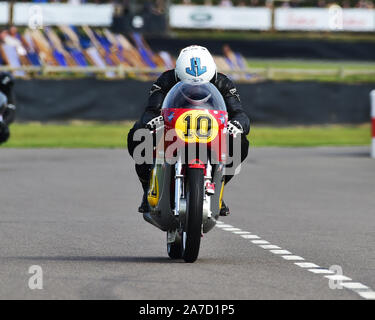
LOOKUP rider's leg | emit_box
[0,121,10,144]
[135,163,151,213]
[220,134,249,216]
[128,121,152,213]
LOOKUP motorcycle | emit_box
[142,82,235,263]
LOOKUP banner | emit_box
[275,8,375,32]
[13,3,114,27]
[0,2,9,24]
[170,5,271,30]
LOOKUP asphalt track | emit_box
[0,147,374,300]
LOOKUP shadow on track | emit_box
[317,150,370,158]
[5,256,184,264]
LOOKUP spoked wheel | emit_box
[167,230,182,259]
[182,168,204,263]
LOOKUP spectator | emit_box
[265,0,273,8]
[318,0,327,7]
[356,0,373,8]
[0,28,27,57]
[220,0,233,7]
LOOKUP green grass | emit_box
[246,59,375,83]
[0,122,132,148]
[250,125,371,147]
[247,59,375,70]
[0,123,371,148]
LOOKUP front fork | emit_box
[173,158,213,220]
[173,156,183,217]
[168,159,215,243]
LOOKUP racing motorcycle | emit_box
[142,82,241,263]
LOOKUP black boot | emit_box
[138,180,150,213]
[219,200,230,216]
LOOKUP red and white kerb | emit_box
[371,90,375,158]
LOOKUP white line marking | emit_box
[357,291,375,299]
[240,234,260,239]
[233,231,251,235]
[216,224,233,228]
[259,245,281,249]
[282,255,304,261]
[216,221,374,299]
[341,282,369,290]
[324,275,352,281]
[222,227,242,232]
[251,240,269,244]
[295,262,320,268]
[270,249,292,255]
[308,268,335,274]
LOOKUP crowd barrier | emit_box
[14,79,373,124]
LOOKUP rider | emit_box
[127,45,250,215]
[0,72,16,145]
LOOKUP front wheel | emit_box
[182,168,204,263]
[167,230,182,259]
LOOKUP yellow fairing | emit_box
[148,168,159,208]
[175,110,219,143]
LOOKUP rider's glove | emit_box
[227,120,244,138]
[3,104,16,125]
[146,115,164,131]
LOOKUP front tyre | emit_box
[167,230,182,259]
[182,168,204,263]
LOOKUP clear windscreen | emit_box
[162,82,226,111]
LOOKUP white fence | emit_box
[13,3,114,27]
[275,8,375,32]
[1,65,374,82]
[1,3,375,32]
[170,5,271,30]
[0,2,9,25]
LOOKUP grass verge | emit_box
[246,59,375,83]
[0,123,371,148]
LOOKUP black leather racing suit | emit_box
[0,72,16,144]
[127,69,250,184]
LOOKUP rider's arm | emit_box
[140,70,178,127]
[1,91,16,125]
[215,73,250,135]
[0,73,16,125]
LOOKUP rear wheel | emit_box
[182,168,204,263]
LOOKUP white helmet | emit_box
[175,45,216,84]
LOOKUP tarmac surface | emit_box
[0,147,374,300]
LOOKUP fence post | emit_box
[371,90,375,159]
[8,0,15,26]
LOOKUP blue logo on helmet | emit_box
[185,57,207,77]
